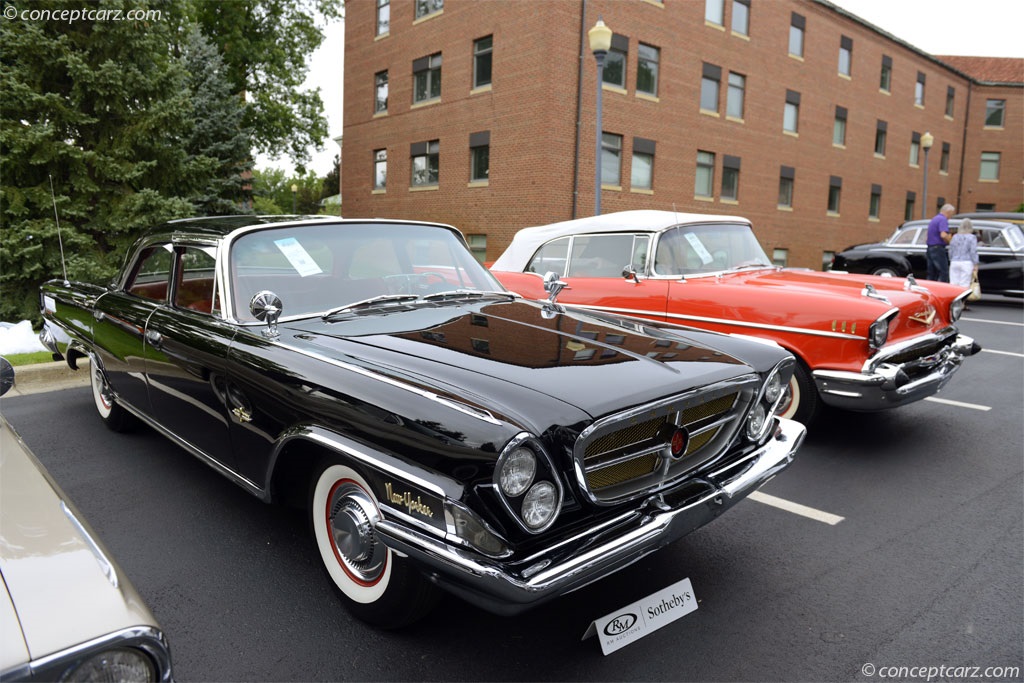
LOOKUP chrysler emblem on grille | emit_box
[668,427,690,460]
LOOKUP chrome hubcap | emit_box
[327,482,386,582]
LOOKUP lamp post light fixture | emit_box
[588,17,612,216]
[291,183,298,214]
[920,131,934,219]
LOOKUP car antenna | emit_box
[49,174,70,286]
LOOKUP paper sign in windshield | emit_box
[274,237,323,277]
[582,577,698,654]
[684,232,714,265]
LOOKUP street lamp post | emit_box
[588,18,612,216]
[291,183,298,214]
[920,131,934,219]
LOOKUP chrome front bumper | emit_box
[812,333,980,412]
[374,417,805,616]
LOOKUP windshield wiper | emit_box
[727,262,773,272]
[420,289,516,302]
[322,294,419,318]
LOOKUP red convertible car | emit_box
[491,210,980,423]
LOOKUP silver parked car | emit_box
[0,357,172,682]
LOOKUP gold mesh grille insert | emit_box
[681,394,737,423]
[685,427,718,456]
[584,416,665,459]
[585,454,659,489]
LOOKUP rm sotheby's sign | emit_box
[583,577,697,655]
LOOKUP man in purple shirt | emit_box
[926,203,955,282]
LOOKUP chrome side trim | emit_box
[61,501,118,588]
[567,303,864,340]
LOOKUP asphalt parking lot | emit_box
[3,296,1022,682]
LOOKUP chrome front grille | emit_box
[575,379,757,503]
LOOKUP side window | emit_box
[567,234,637,277]
[977,228,1006,248]
[527,237,569,276]
[891,229,918,246]
[175,247,218,314]
[128,245,174,301]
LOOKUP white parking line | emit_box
[924,396,992,411]
[748,491,845,525]
[982,348,1024,358]
[961,317,1024,327]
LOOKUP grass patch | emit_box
[4,351,58,366]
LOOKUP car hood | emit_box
[0,418,156,667]
[281,299,763,426]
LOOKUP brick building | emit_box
[341,0,1023,269]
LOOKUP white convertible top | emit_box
[491,210,750,271]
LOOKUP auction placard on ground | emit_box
[582,577,698,655]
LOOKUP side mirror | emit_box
[0,357,14,397]
[622,265,640,283]
[250,290,283,339]
[542,271,568,305]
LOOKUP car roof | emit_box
[492,210,750,271]
[142,215,459,242]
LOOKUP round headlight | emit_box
[63,648,156,683]
[745,402,768,441]
[764,369,784,404]
[869,318,890,349]
[498,447,536,497]
[521,481,558,529]
[950,297,965,322]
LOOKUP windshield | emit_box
[230,222,504,321]
[653,223,772,276]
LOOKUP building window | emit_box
[879,55,892,92]
[905,191,916,221]
[910,132,921,166]
[410,140,439,186]
[869,184,882,219]
[631,137,655,190]
[413,53,442,103]
[838,36,852,76]
[376,0,389,36]
[789,13,805,58]
[827,176,842,214]
[415,0,442,20]
[705,0,724,26]
[700,63,721,113]
[374,70,388,114]
[979,152,1001,180]
[726,72,745,119]
[940,142,950,173]
[783,90,800,133]
[637,43,659,96]
[373,149,387,190]
[695,151,715,198]
[833,106,847,146]
[778,166,795,208]
[945,86,956,118]
[772,248,789,267]
[731,0,750,36]
[473,36,493,89]
[466,234,487,263]
[469,131,489,182]
[985,99,1006,127]
[975,203,996,212]
[601,133,622,186]
[721,155,741,201]
[603,34,628,89]
[915,71,926,106]
[874,120,887,156]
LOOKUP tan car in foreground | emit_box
[0,357,172,682]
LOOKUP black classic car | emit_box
[40,216,804,628]
[831,213,1024,297]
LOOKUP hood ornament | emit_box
[904,273,930,293]
[861,283,891,305]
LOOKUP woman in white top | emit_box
[948,218,979,288]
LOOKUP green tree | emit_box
[321,153,340,200]
[0,0,201,323]
[194,0,343,172]
[182,28,254,215]
[251,167,325,215]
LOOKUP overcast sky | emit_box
[267,0,1022,177]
